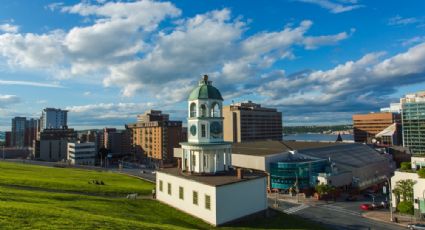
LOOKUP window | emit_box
[201,124,206,137]
[167,183,172,195]
[179,186,184,200]
[200,104,207,117]
[193,191,198,205]
[190,103,196,117]
[211,103,220,117]
[205,195,211,210]
[159,180,163,192]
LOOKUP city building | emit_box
[380,103,402,113]
[127,110,183,164]
[10,117,40,148]
[40,108,68,130]
[157,76,267,226]
[401,91,425,155]
[34,128,77,161]
[67,142,96,165]
[391,156,425,219]
[11,117,26,147]
[232,140,394,190]
[24,118,39,147]
[101,128,117,150]
[352,112,401,144]
[5,131,11,147]
[223,101,282,143]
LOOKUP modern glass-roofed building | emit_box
[270,157,329,190]
[401,91,425,155]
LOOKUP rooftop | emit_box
[232,140,343,156]
[158,167,266,187]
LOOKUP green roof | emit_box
[188,78,223,101]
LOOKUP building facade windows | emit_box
[205,194,211,210]
[179,186,184,200]
[159,180,163,192]
[193,191,198,205]
[201,124,206,137]
[167,183,171,195]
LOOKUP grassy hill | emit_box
[0,161,326,230]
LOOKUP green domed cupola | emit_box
[188,75,223,101]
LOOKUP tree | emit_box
[393,179,415,214]
[418,168,425,178]
[315,183,332,196]
[400,162,412,170]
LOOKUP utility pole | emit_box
[385,176,394,222]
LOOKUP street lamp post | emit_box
[385,176,394,222]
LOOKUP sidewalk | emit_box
[362,210,422,227]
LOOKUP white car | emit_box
[408,223,425,230]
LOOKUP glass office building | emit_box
[270,158,329,190]
[402,93,425,155]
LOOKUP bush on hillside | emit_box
[397,201,414,215]
[400,162,412,170]
[418,168,425,178]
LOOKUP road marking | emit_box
[283,204,309,214]
[319,204,362,216]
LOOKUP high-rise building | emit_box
[126,110,183,164]
[223,101,282,143]
[401,91,425,155]
[11,117,27,147]
[352,112,401,144]
[40,108,68,130]
[25,118,39,147]
[380,103,402,113]
[34,128,77,161]
[5,131,11,147]
[101,128,117,150]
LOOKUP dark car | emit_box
[407,223,425,230]
[345,195,358,201]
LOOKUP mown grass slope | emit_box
[0,162,326,230]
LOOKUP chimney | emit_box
[177,158,182,170]
[237,168,243,180]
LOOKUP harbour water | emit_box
[283,133,353,142]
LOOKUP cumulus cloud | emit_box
[258,42,425,121]
[0,23,19,33]
[0,95,20,107]
[296,0,364,14]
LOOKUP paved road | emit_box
[268,197,405,230]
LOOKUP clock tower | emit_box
[181,75,232,174]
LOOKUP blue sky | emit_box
[0,0,424,130]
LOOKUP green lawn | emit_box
[0,161,326,230]
[0,161,154,196]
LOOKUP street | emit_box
[268,195,405,230]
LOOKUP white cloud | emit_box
[0,95,20,107]
[0,23,19,33]
[296,0,364,14]
[401,36,425,47]
[258,42,425,115]
[0,80,64,88]
[388,15,422,26]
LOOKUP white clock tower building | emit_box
[182,75,232,173]
[156,75,267,226]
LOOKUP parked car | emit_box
[345,195,358,201]
[407,223,425,230]
[360,203,373,211]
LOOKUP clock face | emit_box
[190,125,197,136]
[210,121,222,138]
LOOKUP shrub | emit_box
[397,201,414,215]
[400,162,412,170]
[418,168,425,178]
